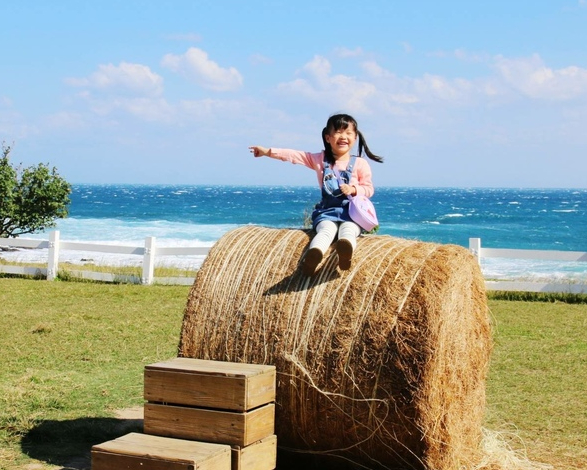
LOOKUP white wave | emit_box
[480,258,587,283]
[19,218,235,245]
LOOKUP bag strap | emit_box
[346,155,357,174]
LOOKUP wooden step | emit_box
[91,432,231,470]
[144,357,276,412]
[144,402,275,447]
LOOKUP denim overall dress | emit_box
[311,156,357,230]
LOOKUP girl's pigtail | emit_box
[358,130,384,163]
[322,127,335,165]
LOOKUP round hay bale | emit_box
[178,225,492,470]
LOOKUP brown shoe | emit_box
[336,239,353,270]
[302,247,323,276]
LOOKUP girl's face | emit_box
[325,125,357,158]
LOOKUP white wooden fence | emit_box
[0,231,209,285]
[2,232,587,292]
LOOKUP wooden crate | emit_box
[91,432,231,470]
[144,402,275,447]
[144,357,276,412]
[231,435,277,470]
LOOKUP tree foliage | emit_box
[1,142,71,238]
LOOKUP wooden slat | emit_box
[144,403,275,447]
[231,435,277,470]
[91,432,231,470]
[145,358,275,411]
[0,239,48,249]
[146,357,275,377]
[60,240,144,255]
[0,266,46,276]
[92,451,194,470]
[156,246,210,256]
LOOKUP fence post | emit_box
[47,231,60,281]
[469,237,481,264]
[142,236,156,285]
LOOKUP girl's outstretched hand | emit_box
[249,146,270,158]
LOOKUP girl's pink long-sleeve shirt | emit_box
[268,148,374,198]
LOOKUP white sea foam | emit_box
[480,257,587,283]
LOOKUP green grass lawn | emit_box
[0,278,585,470]
[482,298,587,469]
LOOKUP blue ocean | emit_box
[5,185,587,282]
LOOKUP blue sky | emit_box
[1,1,586,188]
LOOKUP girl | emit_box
[249,113,383,276]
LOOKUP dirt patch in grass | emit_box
[114,406,144,422]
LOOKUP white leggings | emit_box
[309,220,361,253]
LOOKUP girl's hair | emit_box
[321,113,384,165]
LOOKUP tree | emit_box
[1,142,71,238]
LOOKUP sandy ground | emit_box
[114,406,144,421]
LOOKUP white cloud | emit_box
[401,42,413,53]
[277,55,483,115]
[413,74,474,101]
[362,60,476,104]
[117,98,174,122]
[494,54,587,100]
[44,111,88,130]
[277,51,587,118]
[301,55,331,84]
[165,32,202,42]
[179,98,248,121]
[278,56,376,112]
[161,47,243,92]
[361,61,419,103]
[277,55,377,114]
[250,53,272,65]
[361,60,387,78]
[428,48,487,62]
[86,97,174,123]
[0,107,37,140]
[334,47,364,58]
[453,48,486,62]
[65,62,164,96]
